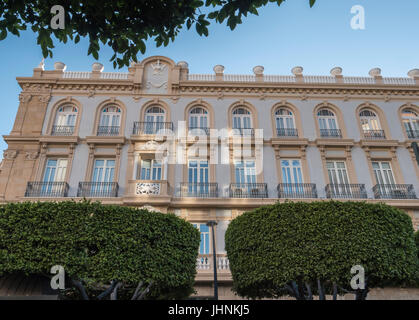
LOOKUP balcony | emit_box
[188,127,210,136]
[320,129,342,138]
[132,122,173,135]
[178,183,218,198]
[125,180,170,198]
[276,128,298,138]
[406,129,419,139]
[229,183,268,198]
[373,184,417,199]
[325,184,368,199]
[231,128,255,137]
[196,254,230,272]
[97,126,120,136]
[51,125,74,136]
[363,130,386,140]
[25,181,69,198]
[277,183,318,199]
[77,182,119,198]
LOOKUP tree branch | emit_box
[137,281,153,300]
[131,281,144,300]
[97,280,118,300]
[110,282,123,300]
[71,279,89,300]
[332,283,338,301]
[317,279,326,300]
[305,283,313,300]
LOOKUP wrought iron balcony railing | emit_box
[97,126,120,136]
[363,130,386,140]
[373,184,417,199]
[325,184,368,199]
[77,182,119,198]
[320,129,342,138]
[188,127,210,136]
[229,183,268,198]
[277,183,318,198]
[132,122,174,135]
[276,128,298,138]
[406,129,419,139]
[51,125,75,136]
[178,183,218,198]
[231,128,255,137]
[25,181,69,198]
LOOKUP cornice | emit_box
[15,76,419,100]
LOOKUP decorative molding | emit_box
[136,183,161,195]
[38,95,51,104]
[19,94,32,103]
[3,150,18,160]
[139,141,160,151]
[25,151,39,160]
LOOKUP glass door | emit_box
[281,159,303,195]
[326,161,350,196]
[42,159,67,194]
[188,160,209,195]
[92,159,115,194]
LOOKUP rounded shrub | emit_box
[225,201,419,299]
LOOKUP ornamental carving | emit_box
[139,205,161,213]
[25,151,39,160]
[3,150,18,160]
[139,141,160,151]
[19,94,32,103]
[135,183,161,195]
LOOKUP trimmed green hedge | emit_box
[225,201,419,299]
[0,201,200,299]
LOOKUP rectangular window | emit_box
[193,223,210,255]
[43,159,68,182]
[188,160,209,184]
[188,160,209,194]
[92,159,115,183]
[281,159,303,184]
[327,161,349,185]
[372,161,395,185]
[326,161,352,196]
[234,160,256,184]
[139,159,162,180]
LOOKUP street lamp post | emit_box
[206,220,218,300]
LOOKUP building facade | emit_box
[1,56,419,298]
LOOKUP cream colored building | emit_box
[1,56,419,299]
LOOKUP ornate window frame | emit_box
[270,102,302,138]
[355,103,391,140]
[46,98,82,136]
[92,99,126,136]
[313,102,347,139]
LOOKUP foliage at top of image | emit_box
[225,201,419,300]
[0,200,200,300]
[0,0,316,68]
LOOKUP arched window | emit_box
[98,105,121,136]
[232,107,253,136]
[144,105,166,134]
[402,108,419,139]
[359,109,385,139]
[275,108,297,137]
[317,108,341,138]
[52,105,78,135]
[189,106,209,135]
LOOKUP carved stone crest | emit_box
[139,141,160,151]
[151,59,167,75]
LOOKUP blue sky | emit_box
[1,0,419,157]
